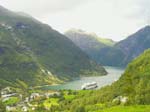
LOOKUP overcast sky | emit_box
[0,0,150,41]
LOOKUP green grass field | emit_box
[95,105,150,112]
[43,98,59,109]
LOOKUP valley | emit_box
[0,3,150,112]
[66,26,150,67]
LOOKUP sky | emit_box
[0,0,150,41]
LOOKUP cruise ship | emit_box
[81,82,98,90]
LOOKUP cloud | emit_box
[0,0,91,16]
[109,0,150,24]
[0,0,149,41]
[137,0,150,24]
[1,0,149,23]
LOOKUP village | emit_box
[0,86,61,111]
[0,22,30,31]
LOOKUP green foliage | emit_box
[0,101,6,112]
[97,38,115,46]
[96,105,150,112]
[31,89,150,112]
[4,97,19,106]
[73,106,85,112]
[43,98,59,109]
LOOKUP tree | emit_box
[0,101,6,112]
[73,106,85,112]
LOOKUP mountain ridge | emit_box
[65,26,150,67]
[65,29,115,63]
[91,25,150,66]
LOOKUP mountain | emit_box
[66,26,150,67]
[0,6,107,88]
[65,29,115,62]
[100,49,150,104]
[113,49,150,104]
[116,26,150,65]
[98,26,150,66]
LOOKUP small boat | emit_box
[81,82,98,90]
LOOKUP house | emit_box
[1,87,17,100]
[0,23,6,27]
[30,93,40,100]
[120,96,128,103]
[22,106,28,112]
[1,87,17,102]
[1,93,17,99]
[44,93,54,98]
[44,92,60,98]
[16,22,29,29]
[1,93,17,102]
[112,96,128,104]
[24,97,29,103]
[1,87,12,95]
[41,69,46,73]
[5,25,12,30]
[6,106,17,112]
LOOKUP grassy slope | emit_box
[0,27,60,88]
[31,90,150,112]
[96,105,150,112]
[107,49,150,105]
[46,49,150,111]
[95,36,115,46]
[96,49,150,105]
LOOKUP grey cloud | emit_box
[138,0,150,24]
[106,0,150,24]
[1,0,91,16]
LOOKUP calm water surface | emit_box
[43,66,125,90]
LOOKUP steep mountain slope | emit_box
[101,49,150,104]
[115,49,150,101]
[116,26,150,65]
[0,6,107,88]
[98,26,150,66]
[66,26,150,67]
[0,27,61,88]
[65,29,115,62]
[97,46,125,66]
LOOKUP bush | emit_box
[0,101,6,112]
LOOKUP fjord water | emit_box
[44,66,124,90]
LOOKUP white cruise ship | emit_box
[81,82,98,90]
